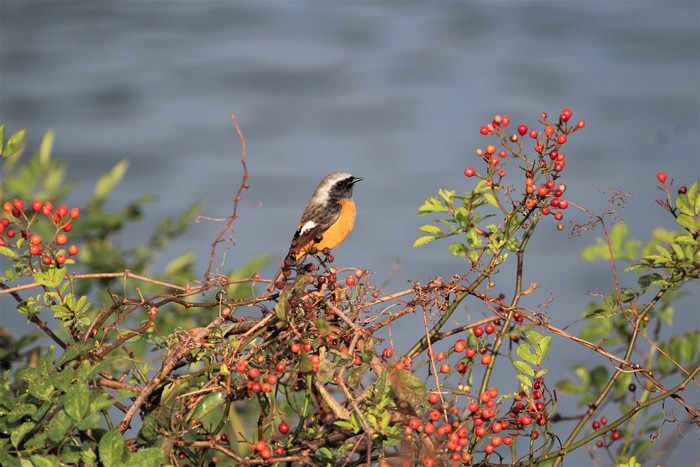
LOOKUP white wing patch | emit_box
[300,220,317,235]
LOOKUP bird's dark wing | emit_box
[290,202,342,254]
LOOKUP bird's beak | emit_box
[350,176,363,185]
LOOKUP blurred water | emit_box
[1,1,698,464]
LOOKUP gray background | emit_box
[1,1,698,464]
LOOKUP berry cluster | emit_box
[467,108,585,231]
[379,309,546,465]
[1,199,80,267]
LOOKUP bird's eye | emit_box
[336,180,346,188]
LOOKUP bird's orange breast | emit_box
[300,199,356,253]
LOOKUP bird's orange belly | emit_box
[301,199,356,253]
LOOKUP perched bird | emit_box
[289,172,362,257]
[267,172,362,294]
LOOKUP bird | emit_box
[267,172,362,294]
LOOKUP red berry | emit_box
[56,233,68,245]
[248,367,260,379]
[453,339,467,353]
[12,200,23,212]
[537,186,549,197]
[479,125,491,135]
[382,347,393,359]
[481,354,492,365]
[558,199,569,209]
[275,361,286,373]
[440,363,450,374]
[428,392,440,404]
[529,129,538,139]
[2,202,11,214]
[57,205,68,218]
[345,275,356,287]
[473,326,484,337]
[42,255,52,265]
[464,167,476,177]
[556,134,567,145]
[577,120,585,128]
[465,347,476,358]
[517,124,528,136]
[560,108,572,122]
[656,172,667,183]
[30,234,42,245]
[55,254,66,265]
[484,323,495,334]
[69,207,80,219]
[554,212,563,221]
[278,421,289,434]
[68,245,79,256]
[29,245,42,256]
[596,440,604,448]
[354,268,364,278]
[501,116,510,126]
[32,200,43,212]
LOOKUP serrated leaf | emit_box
[516,344,537,365]
[412,235,436,248]
[513,360,535,377]
[99,430,127,467]
[0,246,18,259]
[448,242,470,257]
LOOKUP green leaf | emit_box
[516,344,537,365]
[55,342,90,367]
[190,391,225,425]
[516,375,532,394]
[412,235,436,248]
[448,242,470,257]
[93,160,130,207]
[38,129,55,163]
[29,455,58,467]
[4,128,26,158]
[99,430,127,467]
[130,448,165,467]
[513,360,535,377]
[0,246,18,259]
[419,224,443,236]
[63,384,91,422]
[164,251,196,276]
[47,410,72,443]
[10,421,34,448]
